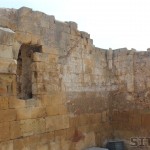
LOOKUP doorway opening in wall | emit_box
[16,44,42,100]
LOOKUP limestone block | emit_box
[0,96,8,109]
[32,71,43,83]
[0,74,15,96]
[33,11,54,28]
[50,141,61,150]
[32,83,46,95]
[42,45,59,55]
[33,52,49,62]
[31,62,45,72]
[46,105,59,116]
[9,98,26,108]
[37,144,49,150]
[36,132,54,145]
[31,34,41,45]
[0,109,16,123]
[41,95,52,106]
[15,31,32,44]
[59,104,68,115]
[14,135,47,149]
[59,139,71,150]
[0,58,17,74]
[16,107,46,120]
[67,21,79,35]
[18,7,32,17]
[81,31,90,39]
[32,71,50,84]
[12,41,21,59]
[25,99,42,107]
[45,83,60,92]
[46,104,67,116]
[17,20,41,35]
[78,114,90,126]
[87,39,93,45]
[55,20,66,32]
[90,113,101,124]
[0,8,17,30]
[0,140,13,150]
[40,28,55,44]
[0,44,13,59]
[20,118,46,137]
[18,7,55,29]
[10,121,22,139]
[0,122,10,141]
[64,23,71,33]
[50,92,64,105]
[13,138,26,150]
[0,27,15,46]
[49,54,58,63]
[46,115,69,131]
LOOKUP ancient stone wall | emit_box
[1,6,150,150]
[0,7,111,150]
[109,49,150,150]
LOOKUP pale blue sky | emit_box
[1,0,150,50]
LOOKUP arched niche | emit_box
[16,43,42,99]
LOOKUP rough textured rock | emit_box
[0,6,149,150]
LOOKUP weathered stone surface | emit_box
[0,44,13,59]
[12,41,21,59]
[1,6,150,150]
[0,140,13,150]
[9,97,26,108]
[16,107,46,120]
[0,58,17,74]
[10,121,22,139]
[46,104,67,116]
[46,115,69,131]
[0,8,17,30]
[0,96,9,109]
[0,109,16,123]
[0,27,15,45]
[0,122,10,141]
[20,118,46,136]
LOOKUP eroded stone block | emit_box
[46,115,69,131]
[0,27,15,45]
[20,118,46,136]
[0,122,10,141]
[0,109,16,123]
[0,58,17,74]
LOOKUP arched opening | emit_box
[16,44,42,99]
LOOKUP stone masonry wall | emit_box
[109,49,150,150]
[1,6,150,150]
[0,7,111,150]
